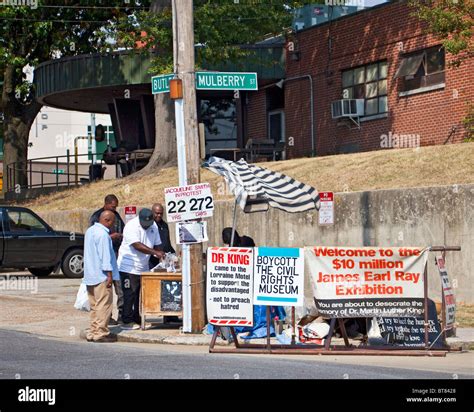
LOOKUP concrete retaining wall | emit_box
[39,184,473,303]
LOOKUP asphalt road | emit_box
[0,329,471,380]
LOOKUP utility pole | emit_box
[172,0,205,333]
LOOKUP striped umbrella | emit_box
[204,156,320,213]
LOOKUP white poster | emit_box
[164,183,214,222]
[436,255,456,330]
[206,247,254,327]
[253,247,304,307]
[306,246,429,317]
[318,191,334,225]
[175,221,208,244]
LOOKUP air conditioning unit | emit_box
[331,99,365,119]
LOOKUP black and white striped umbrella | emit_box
[204,156,320,213]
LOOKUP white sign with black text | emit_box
[164,183,214,223]
[318,192,334,225]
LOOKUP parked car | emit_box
[0,206,84,278]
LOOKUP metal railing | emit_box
[6,149,154,192]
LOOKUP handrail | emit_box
[6,149,154,192]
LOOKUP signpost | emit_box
[152,72,258,94]
[124,206,137,223]
[164,182,214,223]
[318,191,334,225]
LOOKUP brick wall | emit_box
[248,1,473,158]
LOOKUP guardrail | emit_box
[6,150,153,192]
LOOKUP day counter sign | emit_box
[164,183,214,223]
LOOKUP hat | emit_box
[139,208,154,229]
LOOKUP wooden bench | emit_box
[249,139,285,162]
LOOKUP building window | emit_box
[342,61,388,117]
[395,46,445,93]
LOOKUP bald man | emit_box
[83,210,120,343]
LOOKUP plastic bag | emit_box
[74,283,90,311]
[151,252,179,273]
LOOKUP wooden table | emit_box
[140,271,182,330]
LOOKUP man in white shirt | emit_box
[118,208,165,329]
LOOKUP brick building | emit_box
[244,0,473,159]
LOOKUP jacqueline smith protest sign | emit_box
[253,247,304,306]
[305,247,429,317]
[206,247,253,326]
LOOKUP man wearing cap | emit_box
[118,208,165,329]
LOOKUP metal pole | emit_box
[74,138,78,186]
[66,149,70,187]
[423,264,429,349]
[90,113,96,164]
[29,159,32,189]
[230,198,238,246]
[175,96,191,333]
[55,156,59,188]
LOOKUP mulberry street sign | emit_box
[195,72,258,91]
[152,72,258,94]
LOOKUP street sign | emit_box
[318,191,334,225]
[151,74,175,94]
[164,182,214,223]
[152,72,258,94]
[124,206,137,223]
[195,71,258,91]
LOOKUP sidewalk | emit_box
[80,323,474,350]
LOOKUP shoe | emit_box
[108,318,118,326]
[121,323,140,330]
[93,334,117,343]
[143,322,153,330]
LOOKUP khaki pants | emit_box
[86,281,113,341]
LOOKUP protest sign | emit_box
[436,255,456,330]
[206,247,253,326]
[253,247,304,306]
[376,299,444,348]
[175,221,208,244]
[164,183,214,222]
[306,246,429,317]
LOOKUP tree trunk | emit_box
[1,65,42,194]
[133,92,176,177]
[131,0,176,177]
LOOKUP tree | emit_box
[409,0,473,67]
[0,1,143,191]
[116,0,314,174]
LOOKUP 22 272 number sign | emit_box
[164,183,214,223]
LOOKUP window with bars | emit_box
[342,61,388,117]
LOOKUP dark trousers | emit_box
[120,271,141,324]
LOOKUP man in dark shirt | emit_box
[150,203,179,324]
[90,194,125,324]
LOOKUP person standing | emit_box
[118,208,165,329]
[90,194,125,325]
[83,210,119,343]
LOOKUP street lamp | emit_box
[276,75,315,157]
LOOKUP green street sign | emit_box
[151,74,175,94]
[195,72,258,91]
[151,71,258,94]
